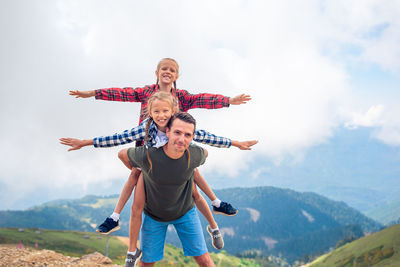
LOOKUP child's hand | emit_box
[59,138,91,151]
[69,90,95,98]
[229,94,251,105]
[231,140,258,150]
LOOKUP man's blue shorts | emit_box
[140,206,207,263]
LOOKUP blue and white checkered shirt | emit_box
[93,118,231,148]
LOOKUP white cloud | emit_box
[1,0,399,209]
[342,104,400,145]
[320,0,400,72]
[373,107,400,145]
[344,105,385,129]
[374,125,400,146]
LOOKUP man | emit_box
[126,112,215,267]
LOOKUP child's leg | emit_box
[192,184,218,229]
[194,169,238,216]
[114,148,139,214]
[128,173,145,252]
[118,148,133,169]
[97,149,139,235]
[97,174,139,234]
[113,168,141,214]
[193,169,217,202]
[192,183,224,250]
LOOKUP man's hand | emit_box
[59,138,92,151]
[69,90,96,98]
[231,140,258,150]
[229,94,251,105]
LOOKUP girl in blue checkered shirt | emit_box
[60,91,257,259]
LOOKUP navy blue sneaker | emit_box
[212,202,238,216]
[96,217,120,235]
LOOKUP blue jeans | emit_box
[140,206,207,263]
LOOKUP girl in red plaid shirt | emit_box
[69,58,255,260]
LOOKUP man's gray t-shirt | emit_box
[128,145,206,222]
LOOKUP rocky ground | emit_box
[0,244,120,266]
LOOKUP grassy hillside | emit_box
[0,187,382,264]
[308,224,400,267]
[0,227,262,266]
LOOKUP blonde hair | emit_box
[145,91,179,171]
[156,58,180,94]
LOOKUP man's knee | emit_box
[193,252,214,267]
[118,148,132,166]
[118,149,127,160]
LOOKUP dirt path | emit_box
[0,244,120,266]
[115,235,141,250]
[116,236,130,247]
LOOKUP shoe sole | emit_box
[212,210,238,217]
[134,252,142,267]
[96,225,121,235]
[126,250,142,267]
[133,251,142,267]
[206,226,224,250]
[133,252,143,267]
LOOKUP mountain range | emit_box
[0,186,382,264]
[208,127,400,225]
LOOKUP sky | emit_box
[0,0,399,210]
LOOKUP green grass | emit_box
[309,224,400,267]
[0,228,261,266]
[147,244,261,266]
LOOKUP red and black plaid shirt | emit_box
[95,84,230,124]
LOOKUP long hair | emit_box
[145,91,179,171]
[155,58,179,95]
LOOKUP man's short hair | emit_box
[167,112,196,132]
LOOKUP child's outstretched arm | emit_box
[230,140,258,150]
[69,90,96,98]
[229,94,252,105]
[60,119,150,151]
[178,89,251,111]
[194,129,258,150]
[70,86,146,102]
[59,138,93,151]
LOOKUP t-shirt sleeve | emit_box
[127,146,147,169]
[190,145,207,168]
